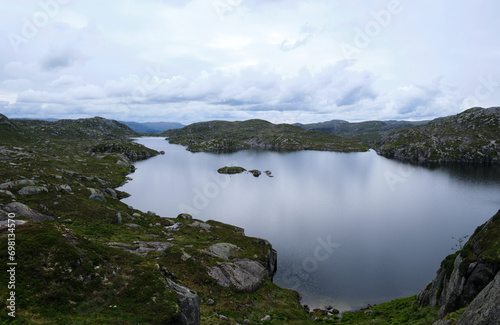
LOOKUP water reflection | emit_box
[119,138,500,311]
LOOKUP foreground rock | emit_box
[456,271,500,324]
[164,277,200,325]
[0,202,53,221]
[418,210,500,321]
[203,242,277,292]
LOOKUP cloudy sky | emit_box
[1,0,499,124]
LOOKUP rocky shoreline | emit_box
[1,114,498,324]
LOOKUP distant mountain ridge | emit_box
[120,121,184,133]
[297,119,429,144]
[375,107,500,164]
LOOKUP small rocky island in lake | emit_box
[217,166,274,178]
[217,166,247,174]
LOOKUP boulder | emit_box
[261,315,271,322]
[189,221,211,232]
[201,243,240,260]
[112,212,122,224]
[56,184,73,194]
[207,258,269,292]
[0,202,53,221]
[249,169,261,177]
[0,190,16,199]
[165,278,200,325]
[456,271,500,325]
[0,179,37,189]
[178,213,193,220]
[105,188,118,199]
[18,186,48,196]
[88,188,106,203]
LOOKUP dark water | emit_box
[118,137,500,311]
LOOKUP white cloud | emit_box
[0,0,499,123]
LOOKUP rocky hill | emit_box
[376,107,500,164]
[1,113,498,324]
[0,113,21,133]
[162,119,368,152]
[298,119,428,145]
[0,115,312,324]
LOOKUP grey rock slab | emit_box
[207,258,268,292]
[0,202,53,221]
[18,186,48,196]
[457,271,500,325]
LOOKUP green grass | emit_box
[340,296,439,325]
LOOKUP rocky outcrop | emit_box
[265,246,278,281]
[376,107,500,164]
[418,254,497,318]
[0,190,16,200]
[165,278,200,325]
[418,210,500,320]
[249,169,261,177]
[207,258,269,292]
[0,179,37,189]
[203,242,277,292]
[0,202,53,221]
[88,188,106,203]
[0,113,21,132]
[18,186,49,196]
[456,271,500,324]
[91,143,159,162]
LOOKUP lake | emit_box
[118,137,500,311]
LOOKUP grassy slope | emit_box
[163,119,368,152]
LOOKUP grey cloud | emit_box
[337,86,377,107]
[40,48,82,71]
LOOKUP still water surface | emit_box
[118,137,500,311]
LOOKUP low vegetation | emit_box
[1,112,498,324]
[217,166,247,174]
[163,119,368,153]
[375,107,500,164]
